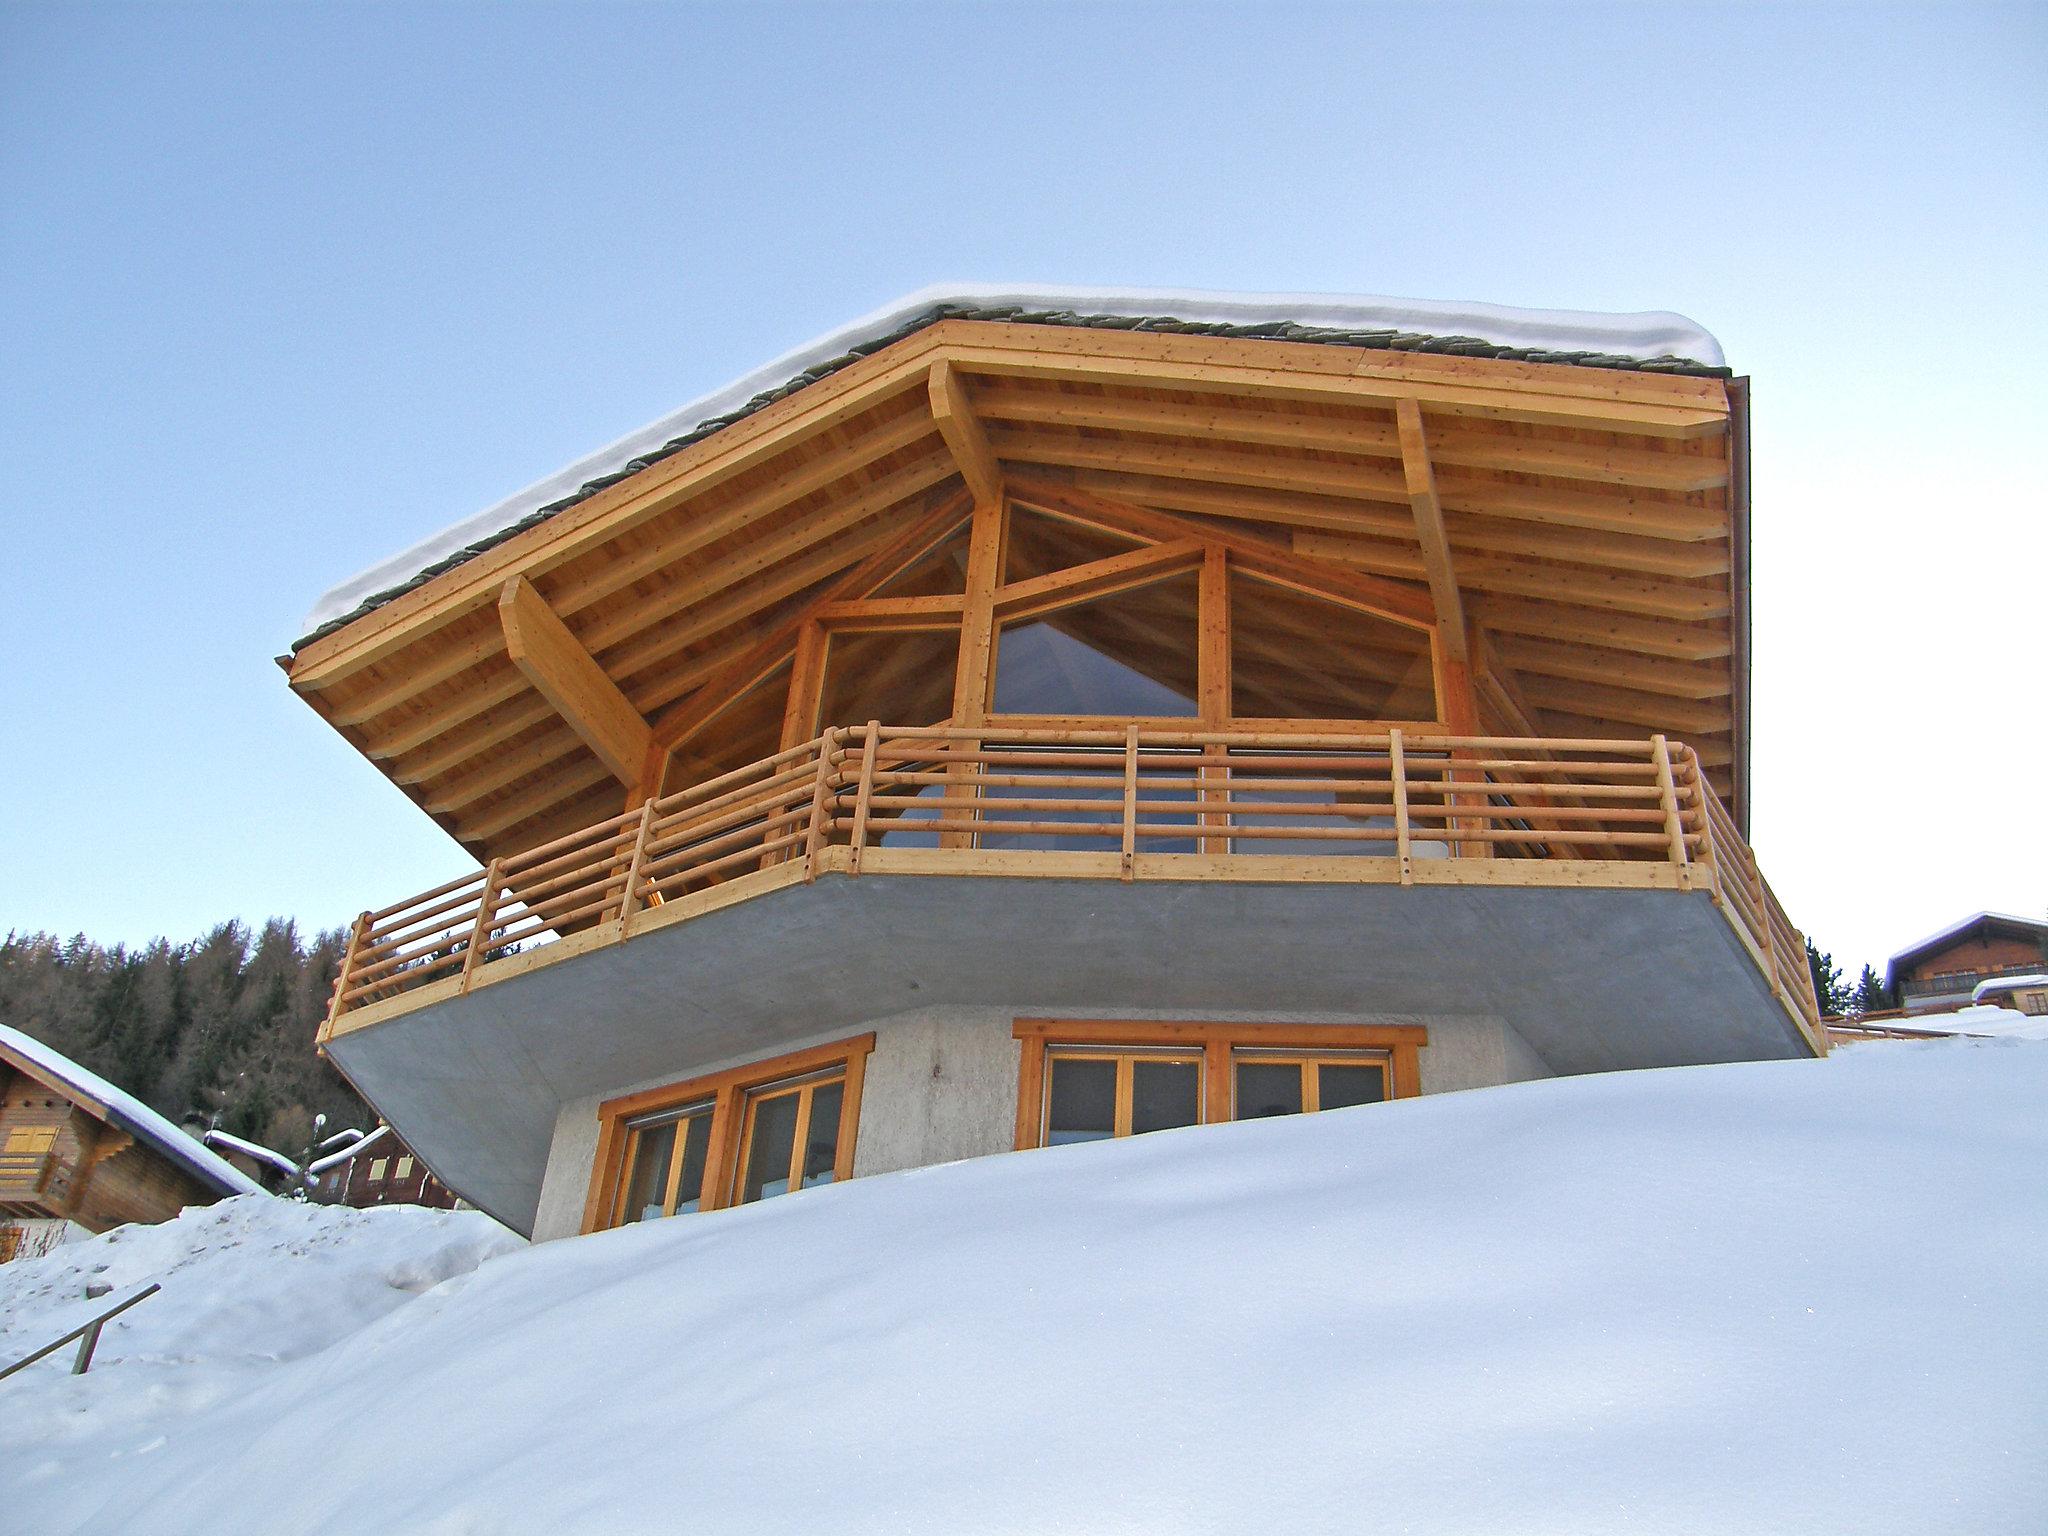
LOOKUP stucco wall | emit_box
[529,1005,1553,1243]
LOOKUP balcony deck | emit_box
[315,724,1821,1230]
[324,723,1819,1048]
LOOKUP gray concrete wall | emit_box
[528,1003,1552,1243]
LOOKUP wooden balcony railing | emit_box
[323,725,1824,1050]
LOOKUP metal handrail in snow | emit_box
[0,1282,160,1383]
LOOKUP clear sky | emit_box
[2,1,2042,975]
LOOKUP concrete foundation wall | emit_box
[529,1004,1551,1243]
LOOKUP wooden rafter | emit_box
[993,538,1205,624]
[498,577,651,786]
[1008,475,1436,631]
[929,361,1004,509]
[1394,400,1467,665]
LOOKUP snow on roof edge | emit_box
[297,282,1727,636]
[0,1023,268,1199]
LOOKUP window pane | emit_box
[1230,571,1435,721]
[672,1111,713,1215]
[1130,1059,1200,1135]
[819,628,958,732]
[1235,1062,1303,1120]
[619,1121,676,1224]
[1046,1057,1117,1144]
[1317,1064,1386,1111]
[992,571,1200,718]
[739,1091,801,1203]
[799,1082,844,1188]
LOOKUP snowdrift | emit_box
[4,1039,2045,1534]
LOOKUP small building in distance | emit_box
[1885,913,2048,1016]
[309,1126,459,1211]
[0,1024,266,1263]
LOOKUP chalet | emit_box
[1885,912,2048,1015]
[282,284,1822,1241]
[308,1126,460,1210]
[0,1024,265,1262]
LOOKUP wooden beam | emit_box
[1008,474,1436,631]
[974,381,1727,494]
[930,361,1004,509]
[1394,400,1467,664]
[940,496,1007,850]
[812,593,967,631]
[1470,595,1732,662]
[993,538,1204,623]
[498,577,651,786]
[1197,545,1230,722]
[778,621,829,752]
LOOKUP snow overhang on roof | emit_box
[0,1023,268,1199]
[295,283,1728,646]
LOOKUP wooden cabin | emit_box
[1885,913,2048,1015]
[0,1025,264,1261]
[281,286,1823,1240]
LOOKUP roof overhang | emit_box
[287,302,1748,868]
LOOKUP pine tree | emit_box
[1849,965,1893,1016]
[1807,938,1849,1016]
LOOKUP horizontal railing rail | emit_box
[324,725,1822,1048]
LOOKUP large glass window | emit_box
[1229,571,1435,722]
[1232,1051,1388,1118]
[1016,1022,1419,1151]
[992,572,1200,718]
[615,1101,715,1223]
[819,628,958,732]
[591,1035,872,1232]
[1044,1048,1202,1144]
[735,1069,847,1204]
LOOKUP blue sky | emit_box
[2,1,2042,971]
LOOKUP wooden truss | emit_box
[285,324,1745,868]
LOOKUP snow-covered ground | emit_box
[4,1039,2044,1534]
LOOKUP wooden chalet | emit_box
[282,286,1823,1239]
[1885,912,2048,1015]
[0,1025,264,1261]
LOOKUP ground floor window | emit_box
[1013,1020,1422,1150]
[585,1034,873,1233]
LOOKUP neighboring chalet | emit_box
[281,285,1823,1240]
[0,1024,265,1262]
[308,1126,459,1210]
[1885,912,2048,1015]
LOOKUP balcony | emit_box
[322,724,1822,1053]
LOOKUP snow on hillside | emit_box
[4,1040,2045,1534]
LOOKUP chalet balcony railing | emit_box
[324,725,1822,1048]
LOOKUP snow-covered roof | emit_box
[0,1023,267,1199]
[307,1124,390,1177]
[1974,974,2048,1002]
[204,1127,303,1180]
[296,282,1727,643]
[1885,910,2048,988]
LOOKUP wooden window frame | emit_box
[731,1065,851,1205]
[1229,1047,1394,1118]
[1039,1043,1206,1144]
[1011,1019,1424,1150]
[581,1032,875,1234]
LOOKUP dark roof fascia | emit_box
[291,305,1734,653]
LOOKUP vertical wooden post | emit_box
[848,720,881,875]
[942,498,1005,850]
[1681,744,1724,908]
[458,860,504,993]
[326,910,372,1032]
[1651,735,1691,888]
[1389,729,1413,885]
[779,620,829,752]
[1433,637,1486,859]
[617,802,658,937]
[1197,546,1231,855]
[1120,724,1140,881]
[802,729,839,882]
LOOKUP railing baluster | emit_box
[1651,734,1691,887]
[1389,729,1413,884]
[802,729,838,883]
[849,721,881,875]
[617,803,658,937]
[458,859,504,994]
[1120,724,1140,880]
[326,911,372,1029]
